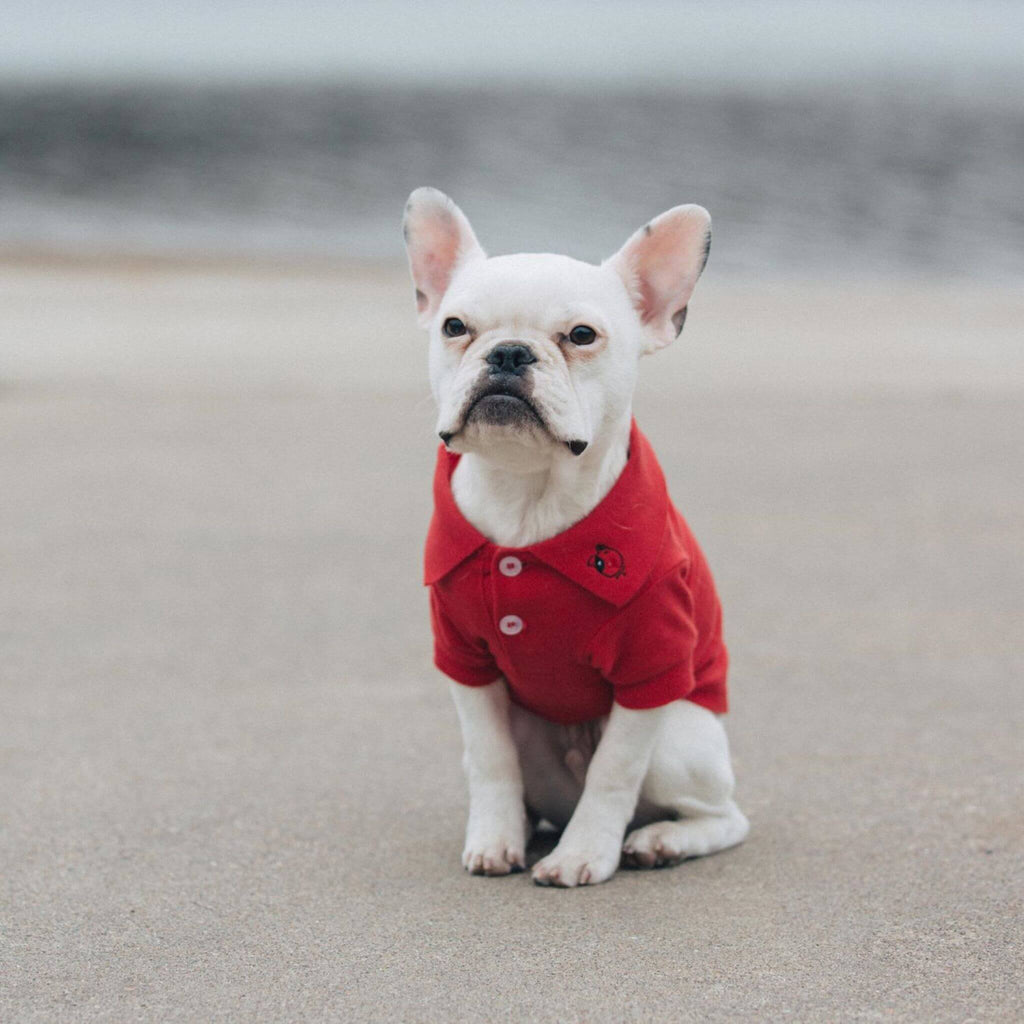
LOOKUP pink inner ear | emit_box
[637,274,663,325]
[633,224,696,324]
[410,213,462,309]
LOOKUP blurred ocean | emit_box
[1,81,1021,277]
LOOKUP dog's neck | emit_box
[450,411,632,548]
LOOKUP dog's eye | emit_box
[568,325,597,346]
[442,317,467,338]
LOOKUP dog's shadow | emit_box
[525,822,561,866]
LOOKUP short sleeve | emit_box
[587,565,698,711]
[429,587,501,687]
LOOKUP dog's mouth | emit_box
[461,380,545,431]
[440,377,587,456]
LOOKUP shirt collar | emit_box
[424,419,670,608]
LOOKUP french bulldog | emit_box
[404,187,748,887]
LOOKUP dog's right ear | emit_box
[402,188,485,328]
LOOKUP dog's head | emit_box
[403,188,710,467]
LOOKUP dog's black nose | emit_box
[486,344,536,376]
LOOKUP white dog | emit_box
[404,188,748,887]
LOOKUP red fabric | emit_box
[424,420,728,724]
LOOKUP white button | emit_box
[499,556,523,577]
[499,614,524,636]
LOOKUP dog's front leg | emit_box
[532,703,665,887]
[449,679,528,876]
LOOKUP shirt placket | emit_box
[489,549,527,651]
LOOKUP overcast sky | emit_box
[3,0,1023,89]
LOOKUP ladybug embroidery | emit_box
[588,544,625,579]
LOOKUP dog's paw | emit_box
[461,793,528,877]
[623,809,749,867]
[622,820,693,868]
[531,840,620,888]
[462,835,526,876]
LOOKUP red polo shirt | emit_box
[424,420,728,725]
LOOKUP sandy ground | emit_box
[1,262,1022,1022]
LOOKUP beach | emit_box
[2,258,1021,1021]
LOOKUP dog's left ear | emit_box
[402,187,485,328]
[606,205,711,352]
